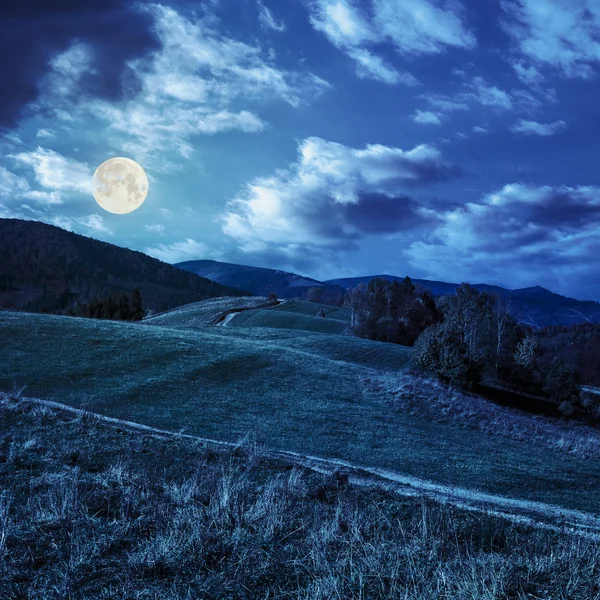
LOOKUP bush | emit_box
[413,324,483,389]
[541,358,581,413]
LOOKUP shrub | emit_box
[413,324,483,389]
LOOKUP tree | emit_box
[306,286,324,303]
[343,283,368,331]
[413,323,483,388]
[129,288,145,320]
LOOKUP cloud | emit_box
[307,0,474,84]
[40,5,329,161]
[371,0,476,55]
[77,214,113,235]
[11,147,92,196]
[420,74,554,119]
[144,238,209,263]
[0,166,29,197]
[145,223,165,235]
[462,76,513,109]
[222,136,459,262]
[257,0,286,32]
[413,110,442,125]
[511,61,545,85]
[0,0,159,129]
[510,119,568,136]
[405,183,600,294]
[500,0,600,79]
[473,126,488,133]
[36,128,56,139]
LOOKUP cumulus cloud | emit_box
[413,110,442,124]
[257,0,286,31]
[10,147,92,197]
[221,136,459,263]
[500,0,600,79]
[145,238,209,263]
[405,183,600,294]
[38,4,329,161]
[308,0,474,84]
[510,119,568,136]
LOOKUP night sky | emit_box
[1,0,599,299]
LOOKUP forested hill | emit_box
[175,259,346,305]
[0,219,248,313]
[326,275,600,328]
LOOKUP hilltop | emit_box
[0,219,248,314]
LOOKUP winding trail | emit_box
[4,391,600,540]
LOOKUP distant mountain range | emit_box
[0,219,247,313]
[175,259,346,305]
[176,260,600,328]
[326,275,600,327]
[2,218,598,327]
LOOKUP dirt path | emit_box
[216,299,287,327]
[4,391,600,539]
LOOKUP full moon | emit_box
[92,157,149,214]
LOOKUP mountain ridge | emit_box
[0,219,249,313]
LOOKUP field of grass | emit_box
[3,311,600,519]
[228,307,349,334]
[3,394,600,599]
[143,296,273,327]
[226,299,351,334]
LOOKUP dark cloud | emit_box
[343,192,437,234]
[0,0,160,129]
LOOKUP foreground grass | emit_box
[3,311,600,519]
[1,394,600,599]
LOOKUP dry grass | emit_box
[2,393,600,599]
[370,370,600,459]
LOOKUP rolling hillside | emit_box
[144,297,352,336]
[0,219,248,313]
[175,259,345,305]
[173,258,600,327]
[3,310,600,519]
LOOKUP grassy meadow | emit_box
[2,306,600,520]
[3,393,600,599]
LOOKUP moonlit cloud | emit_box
[510,119,568,136]
[413,110,442,124]
[78,214,113,235]
[37,4,329,161]
[145,238,210,263]
[0,166,29,198]
[406,184,600,293]
[222,137,459,264]
[308,0,474,84]
[500,0,600,79]
[145,223,165,235]
[10,148,92,196]
[257,0,286,32]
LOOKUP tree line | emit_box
[63,289,145,321]
[342,278,598,417]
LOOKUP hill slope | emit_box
[3,310,600,518]
[0,219,248,313]
[175,259,345,305]
[327,275,600,327]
